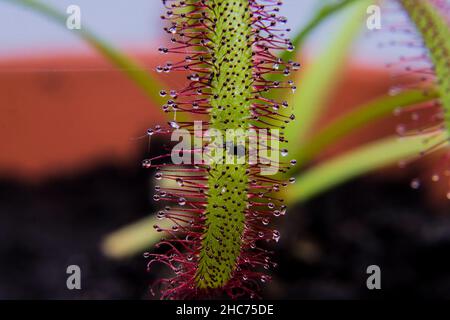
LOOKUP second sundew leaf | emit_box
[399,0,450,132]
[298,88,440,165]
[146,0,299,299]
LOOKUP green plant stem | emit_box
[286,132,449,203]
[298,89,439,165]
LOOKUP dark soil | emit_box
[1,154,449,299]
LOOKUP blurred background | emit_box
[1,0,450,299]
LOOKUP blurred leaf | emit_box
[285,131,449,203]
[102,215,173,259]
[298,88,440,165]
[268,0,358,89]
[285,0,373,154]
[279,0,358,64]
[3,0,182,118]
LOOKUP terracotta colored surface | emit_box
[313,63,397,156]
[0,52,444,202]
[0,53,173,180]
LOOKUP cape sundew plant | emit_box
[144,0,299,299]
[388,0,450,195]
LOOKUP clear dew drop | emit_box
[190,73,200,81]
[290,159,297,166]
[153,194,161,202]
[141,159,152,168]
[272,230,281,242]
[155,172,163,180]
[169,121,180,129]
[410,179,421,190]
[273,210,281,217]
[281,149,288,157]
[168,25,177,34]
[159,47,169,54]
[289,177,296,184]
[143,252,150,258]
[178,197,186,206]
[268,203,275,209]
[157,211,166,220]
[262,218,270,226]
